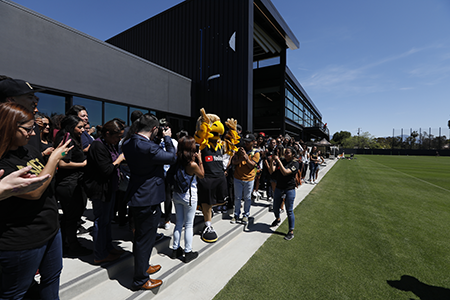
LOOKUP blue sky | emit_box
[11,0,450,138]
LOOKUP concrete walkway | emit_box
[57,158,338,300]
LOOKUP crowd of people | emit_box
[0,75,326,298]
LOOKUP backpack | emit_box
[167,162,195,205]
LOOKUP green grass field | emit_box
[214,155,450,300]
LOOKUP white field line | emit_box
[365,157,450,194]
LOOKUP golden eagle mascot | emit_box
[193,108,240,243]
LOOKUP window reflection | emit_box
[73,97,102,127]
[35,93,65,117]
[105,102,127,124]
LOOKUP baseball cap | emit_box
[242,133,256,142]
[0,78,45,99]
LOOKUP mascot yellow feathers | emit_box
[194,108,240,155]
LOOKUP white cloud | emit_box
[300,45,443,94]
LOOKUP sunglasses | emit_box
[19,124,36,134]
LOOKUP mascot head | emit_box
[195,111,224,140]
[209,120,225,140]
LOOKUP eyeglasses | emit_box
[19,124,35,134]
[42,123,50,127]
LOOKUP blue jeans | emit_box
[273,188,295,232]
[172,195,197,253]
[91,193,116,261]
[233,178,254,218]
[0,230,62,300]
[309,162,317,181]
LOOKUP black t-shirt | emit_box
[201,146,225,178]
[310,152,319,163]
[0,145,59,251]
[276,159,300,190]
[27,123,42,152]
[54,136,85,185]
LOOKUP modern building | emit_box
[108,0,329,140]
[1,0,328,140]
[0,0,191,131]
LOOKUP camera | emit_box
[157,118,169,138]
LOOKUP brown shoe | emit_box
[146,264,161,274]
[140,278,162,290]
[93,253,121,264]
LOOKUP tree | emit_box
[405,131,419,149]
[341,132,379,149]
[331,131,351,145]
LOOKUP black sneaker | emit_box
[184,251,199,263]
[171,247,184,259]
[284,232,294,241]
[270,219,280,227]
[201,225,218,243]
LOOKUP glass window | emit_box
[295,105,300,117]
[285,108,293,121]
[105,102,128,125]
[285,98,293,111]
[297,101,304,112]
[73,97,102,127]
[35,93,65,117]
[287,90,294,102]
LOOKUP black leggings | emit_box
[56,183,86,248]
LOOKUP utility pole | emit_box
[357,128,361,149]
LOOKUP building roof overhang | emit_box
[257,0,300,50]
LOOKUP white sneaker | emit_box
[164,222,171,230]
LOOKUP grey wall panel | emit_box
[0,0,191,116]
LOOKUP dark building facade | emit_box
[107,0,329,140]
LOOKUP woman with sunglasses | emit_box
[35,112,54,162]
[0,102,72,299]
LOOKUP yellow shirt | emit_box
[234,150,260,182]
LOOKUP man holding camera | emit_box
[230,133,260,225]
[122,114,176,291]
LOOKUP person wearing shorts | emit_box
[197,142,228,242]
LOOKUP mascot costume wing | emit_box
[194,108,240,155]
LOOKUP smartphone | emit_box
[196,144,200,152]
[63,132,70,143]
